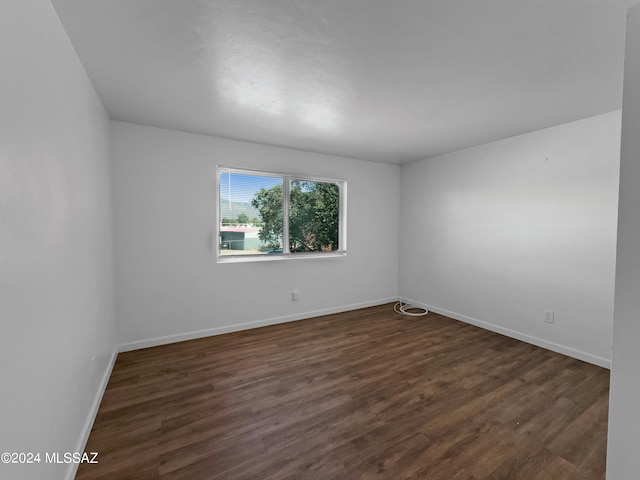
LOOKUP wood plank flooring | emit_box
[76,304,610,479]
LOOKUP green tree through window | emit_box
[251,183,284,249]
[290,181,339,252]
[252,181,340,252]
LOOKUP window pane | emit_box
[289,180,340,252]
[219,172,283,255]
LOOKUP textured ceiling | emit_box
[52,0,633,163]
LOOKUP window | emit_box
[217,167,346,262]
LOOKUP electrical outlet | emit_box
[291,290,299,301]
[544,310,555,324]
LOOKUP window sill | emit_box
[217,250,347,263]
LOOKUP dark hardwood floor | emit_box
[76,304,610,479]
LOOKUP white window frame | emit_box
[216,166,347,263]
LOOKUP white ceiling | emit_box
[51,0,634,164]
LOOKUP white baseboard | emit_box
[118,297,399,352]
[65,347,118,480]
[402,297,611,369]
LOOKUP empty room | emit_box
[3,0,640,479]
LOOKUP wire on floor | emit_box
[394,301,429,317]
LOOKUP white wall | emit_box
[607,4,640,478]
[0,2,116,480]
[112,121,400,349]
[399,111,621,367]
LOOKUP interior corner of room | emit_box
[2,0,640,479]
